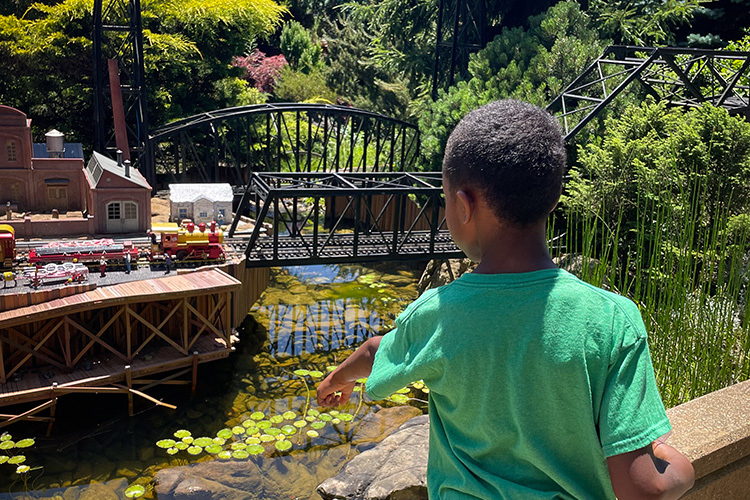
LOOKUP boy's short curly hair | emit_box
[442,99,566,227]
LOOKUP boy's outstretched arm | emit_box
[607,438,695,500]
[316,336,382,407]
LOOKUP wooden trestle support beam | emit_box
[0,270,241,433]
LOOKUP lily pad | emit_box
[329,410,339,416]
[0,441,14,450]
[353,386,363,392]
[216,428,233,439]
[318,413,332,422]
[167,448,179,455]
[256,420,272,429]
[156,439,176,449]
[124,484,146,498]
[308,370,324,378]
[356,378,368,384]
[307,409,320,417]
[293,420,307,428]
[243,426,259,436]
[306,430,319,438]
[187,446,202,455]
[282,411,297,420]
[245,437,261,445]
[242,419,256,428]
[280,425,297,436]
[205,444,223,454]
[265,427,282,436]
[247,444,265,455]
[326,366,337,372]
[331,418,341,425]
[0,434,11,442]
[311,421,326,430]
[174,441,189,450]
[338,412,354,422]
[218,450,232,460]
[7,455,25,465]
[230,442,247,450]
[396,387,411,394]
[259,434,275,442]
[213,437,226,446]
[181,436,194,444]
[231,426,245,435]
[269,415,284,424]
[389,394,410,404]
[305,415,317,422]
[15,465,31,474]
[14,438,35,448]
[275,439,292,452]
[293,369,310,377]
[232,449,250,459]
[193,437,213,447]
[174,429,191,439]
[250,411,266,420]
[0,456,8,464]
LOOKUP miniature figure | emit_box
[164,253,172,274]
[99,253,107,277]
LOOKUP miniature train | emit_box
[0,220,225,271]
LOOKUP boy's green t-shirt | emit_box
[366,268,671,500]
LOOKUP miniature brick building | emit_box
[0,105,87,214]
[169,183,233,225]
[85,152,152,234]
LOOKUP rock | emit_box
[154,467,186,495]
[77,479,125,500]
[416,259,475,295]
[173,477,216,500]
[61,488,81,500]
[318,415,429,500]
[351,406,423,445]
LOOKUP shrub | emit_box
[233,49,288,93]
[274,66,337,103]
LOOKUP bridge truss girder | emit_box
[230,172,463,267]
[546,45,750,141]
[147,104,420,190]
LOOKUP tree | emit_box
[0,0,287,147]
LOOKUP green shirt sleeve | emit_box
[365,292,443,400]
[599,303,672,457]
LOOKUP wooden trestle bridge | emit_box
[3,44,749,431]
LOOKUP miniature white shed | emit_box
[169,183,233,225]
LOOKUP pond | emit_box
[0,263,426,499]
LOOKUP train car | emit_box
[149,220,224,261]
[0,224,15,269]
[29,239,138,265]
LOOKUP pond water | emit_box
[0,263,424,499]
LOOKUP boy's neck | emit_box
[473,221,556,275]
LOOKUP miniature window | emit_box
[199,211,208,218]
[108,202,121,220]
[179,208,187,218]
[6,141,17,162]
[123,202,137,219]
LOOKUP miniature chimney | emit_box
[124,159,131,178]
[116,149,123,166]
[45,129,65,158]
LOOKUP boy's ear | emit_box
[456,190,474,223]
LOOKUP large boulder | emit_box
[317,415,429,500]
[416,259,475,295]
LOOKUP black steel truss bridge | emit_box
[547,45,750,141]
[228,172,462,267]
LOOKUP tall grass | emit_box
[550,176,750,408]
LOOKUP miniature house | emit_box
[0,105,87,214]
[169,183,233,225]
[85,151,152,234]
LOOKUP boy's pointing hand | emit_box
[316,371,355,407]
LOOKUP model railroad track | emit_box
[233,230,462,267]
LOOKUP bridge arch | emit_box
[145,103,420,190]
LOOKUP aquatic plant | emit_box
[0,433,38,476]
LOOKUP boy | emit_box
[317,100,695,500]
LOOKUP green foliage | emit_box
[587,0,701,45]
[417,1,606,172]
[280,20,321,72]
[274,66,336,103]
[0,0,286,145]
[564,98,750,261]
